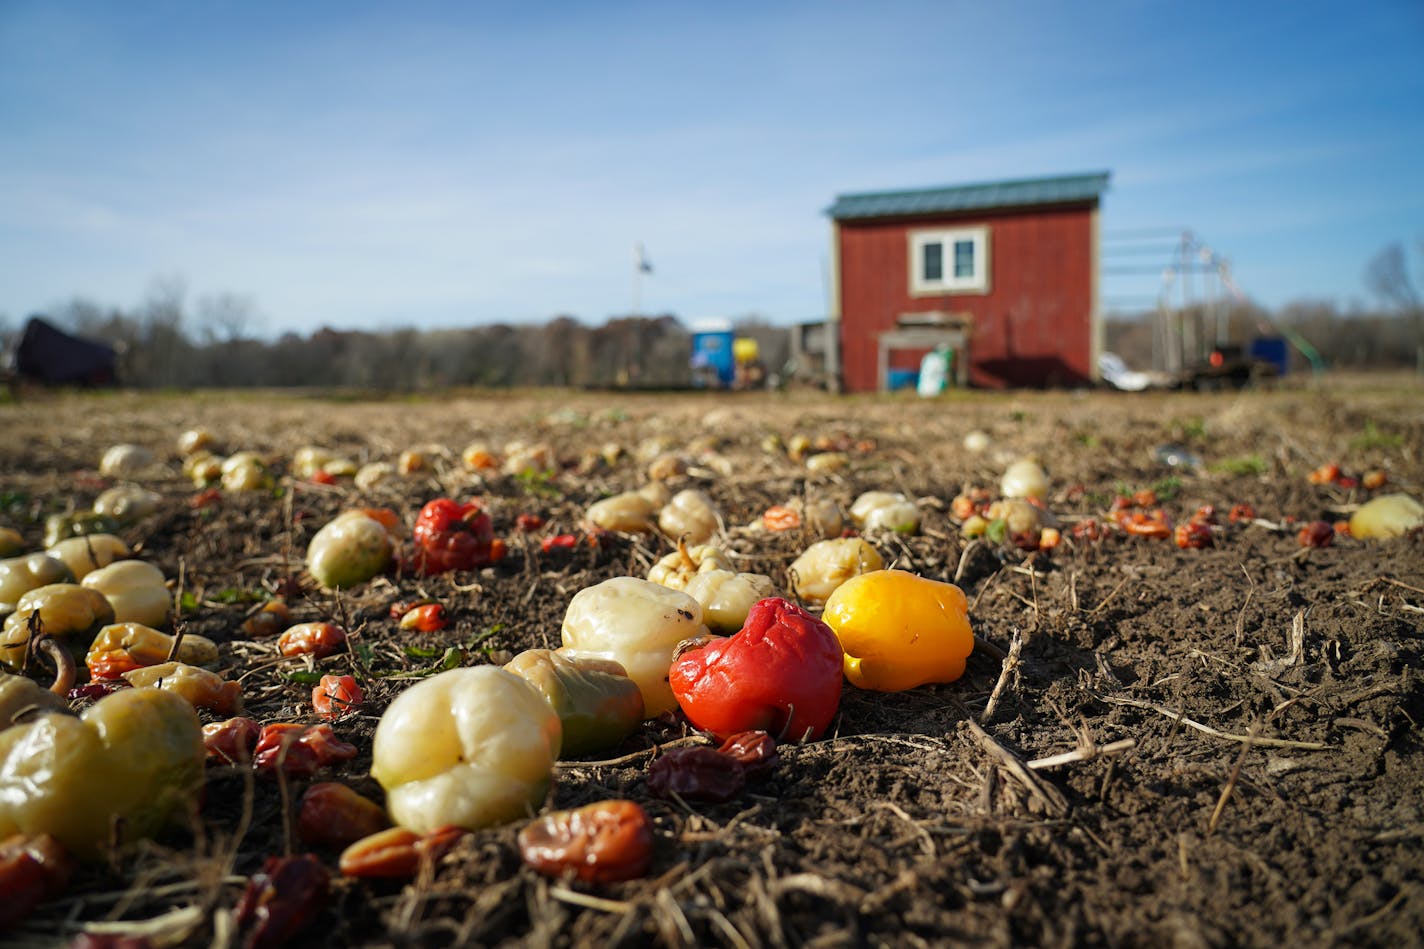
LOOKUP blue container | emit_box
[887,368,920,391]
[1249,337,1289,376]
[690,330,736,386]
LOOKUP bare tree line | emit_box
[5,241,1420,389]
[5,281,793,390]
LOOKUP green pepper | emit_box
[505,649,644,758]
[0,687,205,858]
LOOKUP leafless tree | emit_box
[1364,240,1424,371]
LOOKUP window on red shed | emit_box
[909,226,989,296]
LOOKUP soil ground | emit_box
[2,376,1422,948]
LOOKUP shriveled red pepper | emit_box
[410,498,506,574]
[717,730,779,779]
[762,505,800,532]
[277,622,347,659]
[338,825,467,879]
[298,782,390,849]
[312,674,363,720]
[647,746,746,802]
[1298,520,1335,548]
[1174,521,1213,549]
[668,597,843,743]
[253,723,358,777]
[0,833,73,929]
[1112,508,1171,539]
[1307,462,1341,485]
[1228,503,1258,523]
[540,533,580,553]
[235,854,330,949]
[203,716,263,764]
[397,602,448,632]
[517,800,654,883]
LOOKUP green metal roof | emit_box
[826,171,1110,221]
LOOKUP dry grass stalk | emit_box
[1088,691,1330,751]
[654,887,696,947]
[555,735,709,769]
[873,801,936,857]
[961,718,1069,819]
[1087,575,1133,616]
[980,628,1024,723]
[1234,563,1256,647]
[1027,738,1136,770]
[1207,722,1257,834]
[549,886,632,914]
[953,539,980,584]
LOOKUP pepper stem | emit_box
[31,636,77,696]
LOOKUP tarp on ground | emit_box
[13,316,117,386]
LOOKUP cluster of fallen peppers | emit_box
[4,452,1419,944]
[2,555,978,944]
[949,467,1416,554]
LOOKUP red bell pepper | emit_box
[668,597,843,743]
[410,498,505,574]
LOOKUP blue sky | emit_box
[3,1,1421,335]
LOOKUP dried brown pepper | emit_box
[716,730,779,780]
[235,853,330,949]
[297,782,390,850]
[517,800,654,883]
[647,746,745,802]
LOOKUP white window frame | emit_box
[909,225,990,296]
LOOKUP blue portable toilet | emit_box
[690,320,736,387]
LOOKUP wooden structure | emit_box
[825,172,1110,391]
[877,312,972,390]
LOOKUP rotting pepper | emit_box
[85,623,219,680]
[668,597,843,743]
[0,687,205,858]
[1,584,115,676]
[253,722,358,777]
[821,569,974,692]
[311,674,363,720]
[123,661,244,715]
[410,498,506,574]
[370,666,561,834]
[277,621,348,659]
[504,649,644,759]
[305,509,398,590]
[235,853,331,949]
[517,800,654,883]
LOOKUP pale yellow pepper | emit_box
[821,570,974,691]
[0,687,205,858]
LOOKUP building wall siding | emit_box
[835,203,1096,391]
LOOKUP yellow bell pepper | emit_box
[821,570,974,692]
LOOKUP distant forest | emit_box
[4,285,795,390]
[5,241,1421,390]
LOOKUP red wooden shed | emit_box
[825,171,1110,391]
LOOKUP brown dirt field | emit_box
[2,376,1422,948]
